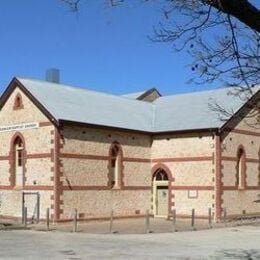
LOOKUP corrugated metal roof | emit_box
[16,77,258,133]
[17,78,154,132]
[153,88,246,132]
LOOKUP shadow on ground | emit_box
[211,249,260,259]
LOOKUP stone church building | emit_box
[0,76,259,222]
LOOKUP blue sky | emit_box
[0,1,258,96]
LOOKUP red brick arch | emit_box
[152,163,172,181]
[108,141,124,158]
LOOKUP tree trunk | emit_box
[204,0,260,32]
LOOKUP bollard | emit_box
[22,207,24,225]
[109,210,114,233]
[240,210,246,225]
[46,208,50,231]
[24,207,27,227]
[208,208,212,229]
[172,209,176,232]
[223,208,227,226]
[145,209,150,233]
[191,209,195,230]
[73,209,78,232]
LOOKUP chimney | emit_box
[45,68,60,83]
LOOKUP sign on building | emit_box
[0,122,39,133]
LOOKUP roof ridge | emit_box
[17,76,105,94]
[155,86,235,100]
[155,85,260,101]
[16,77,155,106]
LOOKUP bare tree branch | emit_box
[60,0,260,127]
[203,0,260,32]
[61,0,81,12]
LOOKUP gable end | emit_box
[220,89,260,134]
[0,77,58,126]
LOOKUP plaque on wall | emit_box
[188,190,198,199]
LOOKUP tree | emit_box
[62,0,260,123]
[151,1,260,88]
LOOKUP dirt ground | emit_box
[29,216,260,234]
[0,225,260,259]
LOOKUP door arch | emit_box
[152,165,172,218]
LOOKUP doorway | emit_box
[153,169,169,218]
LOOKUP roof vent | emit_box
[45,69,60,83]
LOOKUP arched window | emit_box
[108,142,123,189]
[236,147,246,190]
[13,93,24,110]
[154,169,168,181]
[13,136,24,186]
